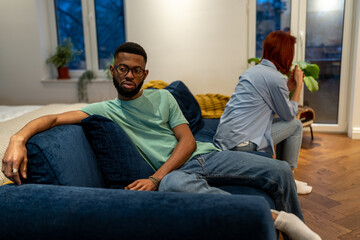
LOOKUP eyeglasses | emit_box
[114,64,145,78]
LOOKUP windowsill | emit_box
[41,78,111,83]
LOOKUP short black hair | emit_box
[114,42,147,64]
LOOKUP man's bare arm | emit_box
[2,110,89,185]
[125,123,196,191]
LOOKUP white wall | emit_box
[0,0,247,105]
[125,0,247,95]
[0,0,48,104]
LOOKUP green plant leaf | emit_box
[248,57,261,64]
[304,76,319,93]
[78,70,95,102]
[303,64,320,80]
[46,38,81,68]
[293,61,308,70]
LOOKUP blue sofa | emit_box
[0,81,278,240]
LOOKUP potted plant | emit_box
[78,70,96,102]
[248,58,320,93]
[46,38,81,79]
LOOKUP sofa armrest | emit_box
[25,125,105,188]
[0,184,277,240]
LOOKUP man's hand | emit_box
[2,135,28,185]
[125,179,158,191]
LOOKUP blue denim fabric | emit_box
[159,150,303,221]
[271,118,303,169]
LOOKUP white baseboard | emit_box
[350,128,360,139]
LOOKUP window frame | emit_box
[47,0,125,79]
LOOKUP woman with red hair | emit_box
[214,30,312,194]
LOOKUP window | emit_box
[94,0,126,69]
[251,0,352,132]
[54,0,85,69]
[303,0,345,124]
[256,0,291,58]
[51,0,126,76]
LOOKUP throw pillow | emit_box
[81,115,155,188]
[165,81,202,134]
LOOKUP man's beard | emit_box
[113,77,144,98]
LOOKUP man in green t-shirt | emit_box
[2,42,320,240]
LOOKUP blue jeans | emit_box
[159,150,304,221]
[271,118,303,169]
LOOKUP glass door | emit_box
[249,0,352,132]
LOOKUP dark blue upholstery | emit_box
[24,125,105,188]
[194,118,220,143]
[81,115,155,188]
[165,81,202,134]
[0,184,276,240]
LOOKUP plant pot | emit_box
[57,67,70,79]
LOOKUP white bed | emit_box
[0,105,43,122]
[0,103,88,185]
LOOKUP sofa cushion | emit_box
[81,115,155,188]
[165,81,202,134]
[25,125,105,188]
[194,119,219,143]
[0,184,277,240]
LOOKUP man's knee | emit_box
[159,171,186,192]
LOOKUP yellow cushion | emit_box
[195,94,230,119]
[142,80,169,89]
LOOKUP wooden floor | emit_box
[295,132,360,240]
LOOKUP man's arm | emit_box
[125,123,196,191]
[1,110,89,185]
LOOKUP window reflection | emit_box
[304,0,345,124]
[256,0,291,57]
[95,0,126,69]
[55,0,85,69]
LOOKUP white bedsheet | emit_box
[0,105,43,122]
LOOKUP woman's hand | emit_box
[289,65,305,102]
[287,65,304,92]
[293,65,304,87]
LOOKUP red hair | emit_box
[261,31,296,75]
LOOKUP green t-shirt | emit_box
[81,89,219,170]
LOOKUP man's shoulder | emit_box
[81,99,116,112]
[143,88,169,93]
[143,88,172,98]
